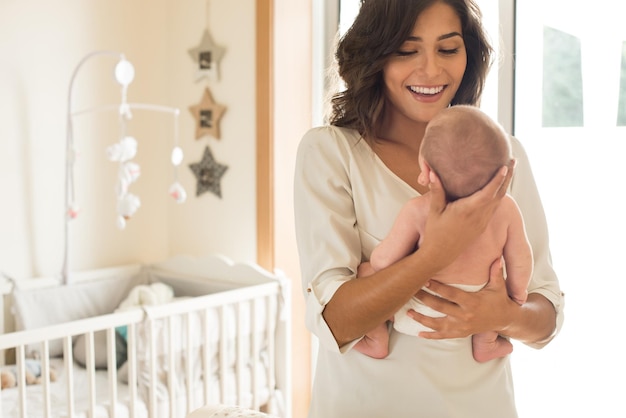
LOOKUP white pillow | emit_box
[11,269,148,358]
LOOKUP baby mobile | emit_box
[187,0,229,198]
[63,50,186,284]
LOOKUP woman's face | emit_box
[382,2,467,127]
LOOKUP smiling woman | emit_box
[298,1,563,417]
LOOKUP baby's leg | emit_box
[354,322,391,359]
[472,331,513,363]
[357,261,376,278]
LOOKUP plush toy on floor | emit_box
[0,359,57,389]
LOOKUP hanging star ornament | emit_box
[188,29,226,82]
[189,146,228,198]
[189,87,226,140]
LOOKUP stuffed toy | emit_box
[115,282,174,312]
[0,359,57,389]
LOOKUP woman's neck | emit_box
[376,112,428,152]
[369,116,430,194]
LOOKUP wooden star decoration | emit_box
[189,146,228,198]
[188,29,226,82]
[188,87,226,140]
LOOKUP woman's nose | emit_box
[416,53,441,77]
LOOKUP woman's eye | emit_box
[396,50,416,57]
[440,48,459,55]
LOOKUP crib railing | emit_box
[0,309,145,418]
[0,281,288,418]
[142,281,282,416]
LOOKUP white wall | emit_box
[0,0,257,279]
[273,1,312,415]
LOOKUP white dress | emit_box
[293,126,564,418]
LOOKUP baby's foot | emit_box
[473,335,513,363]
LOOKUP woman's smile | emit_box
[408,85,447,102]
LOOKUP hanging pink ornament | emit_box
[168,182,187,203]
[67,205,80,219]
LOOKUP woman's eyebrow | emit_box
[406,32,463,42]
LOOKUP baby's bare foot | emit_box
[473,335,513,363]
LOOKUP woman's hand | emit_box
[419,160,515,270]
[408,258,517,339]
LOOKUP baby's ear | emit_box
[418,160,433,186]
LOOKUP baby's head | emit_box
[419,105,512,201]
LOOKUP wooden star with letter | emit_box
[188,29,226,82]
[189,146,228,198]
[189,87,226,140]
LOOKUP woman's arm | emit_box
[503,294,556,344]
[409,259,556,344]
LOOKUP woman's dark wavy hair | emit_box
[329,0,493,140]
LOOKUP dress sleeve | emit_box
[293,127,363,353]
[509,137,565,349]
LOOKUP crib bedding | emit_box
[0,254,291,418]
[1,358,149,418]
[1,357,271,418]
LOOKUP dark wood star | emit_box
[188,87,226,140]
[189,146,228,198]
[188,29,226,82]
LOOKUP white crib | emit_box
[0,254,291,418]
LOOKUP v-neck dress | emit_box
[294,126,564,418]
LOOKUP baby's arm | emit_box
[502,196,533,305]
[370,198,425,271]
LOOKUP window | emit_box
[542,26,584,127]
[513,1,626,417]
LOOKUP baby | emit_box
[355,105,532,363]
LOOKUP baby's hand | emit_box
[420,164,514,268]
